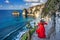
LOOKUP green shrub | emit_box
[21,26,37,40]
[30,26,36,35]
[21,33,28,40]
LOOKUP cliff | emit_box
[42,0,60,39]
[42,0,60,22]
[22,4,51,22]
[42,0,60,17]
[22,0,60,22]
[22,4,45,18]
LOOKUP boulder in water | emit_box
[12,11,20,16]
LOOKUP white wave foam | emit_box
[13,31,27,40]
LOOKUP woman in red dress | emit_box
[36,19,47,38]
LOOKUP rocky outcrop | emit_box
[22,4,51,22]
[22,4,45,18]
[12,11,20,16]
[28,4,45,18]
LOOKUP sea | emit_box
[0,10,33,40]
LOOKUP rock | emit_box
[12,11,20,16]
[22,9,28,15]
[22,9,28,18]
[22,4,45,18]
[27,4,45,18]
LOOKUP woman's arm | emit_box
[44,22,48,25]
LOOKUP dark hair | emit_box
[40,20,45,23]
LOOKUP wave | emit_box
[13,31,26,40]
[1,22,28,40]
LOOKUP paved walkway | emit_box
[31,32,49,40]
[31,16,60,40]
[31,17,53,40]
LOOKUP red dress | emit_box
[36,22,47,38]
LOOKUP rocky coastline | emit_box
[22,4,45,18]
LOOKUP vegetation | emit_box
[21,26,37,40]
[42,0,60,17]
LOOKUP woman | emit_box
[36,19,47,38]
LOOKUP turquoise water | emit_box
[0,10,25,28]
[0,10,33,40]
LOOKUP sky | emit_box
[0,0,47,10]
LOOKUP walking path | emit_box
[31,18,53,40]
[31,14,60,40]
[31,20,52,40]
[31,19,53,40]
[31,32,49,40]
